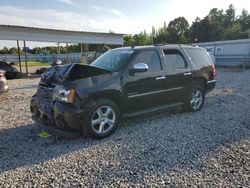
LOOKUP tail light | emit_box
[212,65,216,80]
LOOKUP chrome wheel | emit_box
[91,106,116,135]
[190,89,203,110]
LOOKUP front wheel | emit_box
[84,99,120,139]
[184,86,205,112]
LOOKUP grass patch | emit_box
[19,61,49,67]
[223,88,234,94]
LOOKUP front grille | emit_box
[37,85,54,100]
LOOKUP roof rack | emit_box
[154,43,168,46]
[178,43,199,47]
[189,43,198,47]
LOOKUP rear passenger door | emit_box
[163,49,192,103]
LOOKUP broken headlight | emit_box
[53,87,75,103]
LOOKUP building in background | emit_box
[198,39,250,68]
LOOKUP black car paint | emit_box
[0,61,19,79]
[31,45,216,134]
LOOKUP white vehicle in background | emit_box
[0,70,8,93]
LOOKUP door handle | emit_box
[184,72,192,76]
[155,76,166,80]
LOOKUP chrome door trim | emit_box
[184,72,192,76]
[128,87,183,98]
[155,76,166,80]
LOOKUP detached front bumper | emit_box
[30,96,86,136]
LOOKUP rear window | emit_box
[164,49,187,70]
[184,48,213,68]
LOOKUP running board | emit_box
[122,102,183,118]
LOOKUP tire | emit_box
[184,83,205,112]
[83,98,120,139]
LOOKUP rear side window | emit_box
[133,50,162,72]
[164,49,187,70]
[184,48,213,68]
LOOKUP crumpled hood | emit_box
[41,63,110,85]
[63,71,120,99]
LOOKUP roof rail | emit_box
[189,43,198,47]
[154,43,168,46]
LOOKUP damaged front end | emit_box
[30,63,110,136]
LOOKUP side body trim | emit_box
[128,87,183,98]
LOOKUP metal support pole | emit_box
[66,43,69,64]
[23,41,28,75]
[85,44,89,51]
[16,40,22,74]
[58,43,60,54]
[80,43,83,56]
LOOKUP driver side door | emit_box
[123,49,166,113]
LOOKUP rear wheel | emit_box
[184,84,205,112]
[84,99,120,139]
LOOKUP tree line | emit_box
[0,44,112,55]
[124,4,250,46]
[0,4,249,55]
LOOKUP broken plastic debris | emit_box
[38,130,51,139]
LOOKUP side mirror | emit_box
[131,63,148,73]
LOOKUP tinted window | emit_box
[164,50,186,69]
[184,48,213,68]
[91,49,134,72]
[133,50,162,72]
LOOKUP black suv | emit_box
[31,45,216,138]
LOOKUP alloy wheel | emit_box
[91,106,116,135]
[190,89,203,110]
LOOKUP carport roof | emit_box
[0,25,124,45]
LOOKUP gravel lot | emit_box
[0,68,250,187]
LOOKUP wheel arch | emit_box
[190,77,207,91]
[89,90,123,112]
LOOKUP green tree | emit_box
[124,35,135,46]
[151,26,156,44]
[154,22,168,44]
[167,17,189,43]
[224,4,236,27]
[132,31,151,46]
[189,17,213,42]
[208,8,225,41]
[223,23,244,40]
[1,47,9,54]
[9,47,18,55]
[239,9,250,31]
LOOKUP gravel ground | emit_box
[0,68,250,187]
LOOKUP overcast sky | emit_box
[0,0,249,49]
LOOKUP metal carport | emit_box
[0,25,124,74]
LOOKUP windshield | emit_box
[90,49,134,72]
